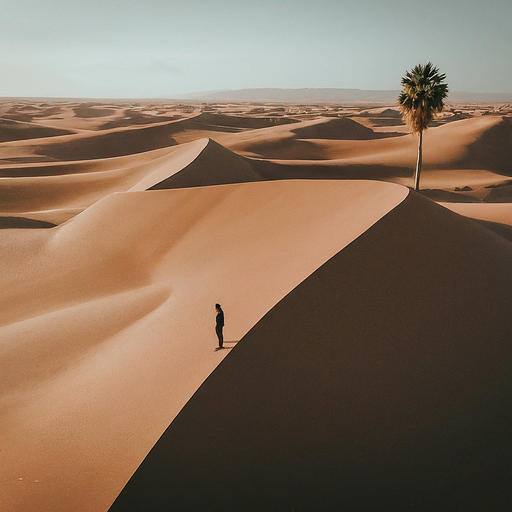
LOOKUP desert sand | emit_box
[0,98,511,511]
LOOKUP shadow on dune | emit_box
[35,123,180,161]
[465,117,512,175]
[110,192,512,512]
[417,189,481,203]
[192,112,297,129]
[484,182,512,202]
[72,105,117,118]
[0,118,74,142]
[289,117,381,140]
[0,161,100,178]
[0,216,56,229]
[98,111,181,130]
[147,139,263,190]
[470,218,512,242]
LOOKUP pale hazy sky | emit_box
[1,0,510,98]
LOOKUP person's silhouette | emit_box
[215,303,224,350]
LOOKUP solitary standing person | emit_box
[215,303,224,350]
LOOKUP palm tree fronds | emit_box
[398,62,449,135]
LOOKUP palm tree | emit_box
[398,62,449,191]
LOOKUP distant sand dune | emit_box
[441,202,512,227]
[225,115,504,169]
[288,116,382,140]
[465,116,512,174]
[0,117,75,142]
[131,138,263,191]
[2,114,509,225]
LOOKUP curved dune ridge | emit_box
[130,138,263,190]
[110,192,512,512]
[0,179,408,512]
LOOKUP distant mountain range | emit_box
[177,88,512,104]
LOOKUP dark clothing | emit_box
[215,325,224,348]
[215,309,224,348]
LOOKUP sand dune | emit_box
[287,116,385,139]
[130,138,263,190]
[465,116,512,174]
[110,192,512,512]
[440,201,512,228]
[0,179,407,512]
[220,116,388,159]
[0,117,75,142]
[225,115,504,167]
[1,99,511,512]
[0,111,296,163]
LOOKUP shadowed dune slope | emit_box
[0,118,74,142]
[440,202,512,241]
[0,119,185,162]
[133,138,263,190]
[111,193,512,512]
[440,202,512,227]
[35,121,180,160]
[465,116,512,174]
[0,216,56,229]
[192,112,297,129]
[288,116,381,140]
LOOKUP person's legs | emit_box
[216,325,223,348]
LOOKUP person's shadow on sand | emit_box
[214,341,238,352]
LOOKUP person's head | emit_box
[215,303,221,312]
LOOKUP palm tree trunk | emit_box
[414,131,423,191]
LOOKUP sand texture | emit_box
[0,99,511,512]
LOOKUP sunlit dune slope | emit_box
[110,192,512,512]
[0,180,407,512]
[0,139,262,215]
